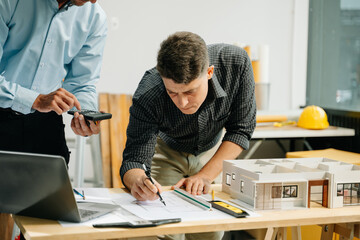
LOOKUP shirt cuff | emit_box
[12,86,39,114]
[120,161,145,185]
[75,92,98,111]
[222,132,250,150]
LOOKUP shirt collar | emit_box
[209,73,227,99]
[57,0,74,11]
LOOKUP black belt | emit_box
[0,108,24,115]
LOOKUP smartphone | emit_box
[67,110,112,121]
[92,218,181,228]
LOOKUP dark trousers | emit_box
[0,109,70,240]
[0,110,70,163]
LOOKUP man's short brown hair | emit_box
[156,31,209,84]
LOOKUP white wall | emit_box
[98,0,309,110]
[66,0,310,185]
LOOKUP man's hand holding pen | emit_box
[143,164,166,206]
[123,168,165,205]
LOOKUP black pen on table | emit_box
[73,189,85,200]
[142,164,166,206]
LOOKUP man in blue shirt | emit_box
[0,0,107,239]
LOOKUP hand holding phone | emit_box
[68,110,112,121]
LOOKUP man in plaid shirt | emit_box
[121,31,256,240]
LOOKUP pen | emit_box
[142,164,166,206]
[73,189,85,200]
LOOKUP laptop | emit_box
[0,150,119,222]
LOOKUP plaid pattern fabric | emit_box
[120,43,256,179]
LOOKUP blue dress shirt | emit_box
[0,0,107,114]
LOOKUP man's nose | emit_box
[178,95,188,108]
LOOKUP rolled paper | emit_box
[233,42,243,47]
[255,82,270,110]
[251,60,260,83]
[259,44,269,83]
[244,45,251,59]
[256,115,288,123]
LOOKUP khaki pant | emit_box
[151,138,224,240]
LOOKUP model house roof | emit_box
[224,158,360,182]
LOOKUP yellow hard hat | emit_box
[297,105,329,130]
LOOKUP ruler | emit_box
[173,187,212,210]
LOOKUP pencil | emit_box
[212,190,215,201]
[73,189,85,200]
[143,164,166,206]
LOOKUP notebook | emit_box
[0,150,119,222]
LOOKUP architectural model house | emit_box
[222,158,360,210]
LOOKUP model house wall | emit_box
[222,158,360,210]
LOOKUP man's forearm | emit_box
[198,141,243,182]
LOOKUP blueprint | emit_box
[113,191,230,221]
[61,188,235,227]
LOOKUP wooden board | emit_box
[99,93,112,188]
[108,94,132,188]
[0,213,14,240]
[99,93,132,188]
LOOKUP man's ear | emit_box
[207,65,214,79]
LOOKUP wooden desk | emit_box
[13,185,360,240]
[253,125,355,139]
[285,148,360,240]
[245,125,355,159]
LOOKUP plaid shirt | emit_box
[120,43,256,179]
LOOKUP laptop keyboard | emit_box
[78,208,99,218]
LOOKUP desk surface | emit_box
[286,148,360,164]
[252,125,355,139]
[13,185,360,240]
